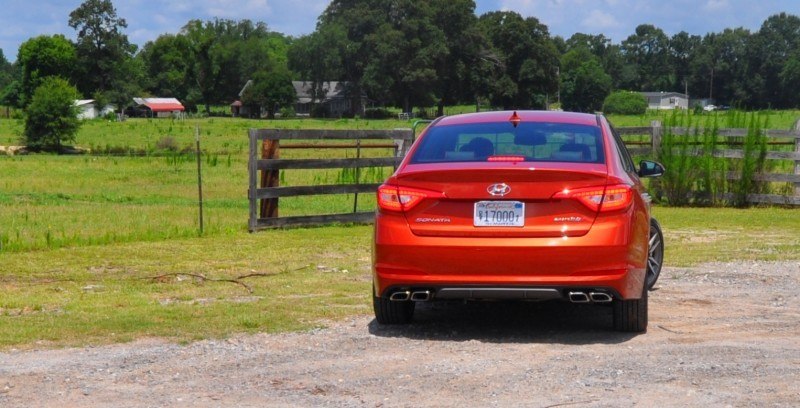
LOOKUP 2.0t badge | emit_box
[487,183,511,196]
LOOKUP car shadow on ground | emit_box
[367,300,639,345]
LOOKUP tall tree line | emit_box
[2,0,800,115]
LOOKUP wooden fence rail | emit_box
[248,129,413,231]
[249,121,800,231]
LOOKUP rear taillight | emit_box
[377,185,443,212]
[553,184,633,212]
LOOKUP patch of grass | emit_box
[0,226,374,349]
[653,206,800,266]
[0,207,797,349]
[1,114,799,349]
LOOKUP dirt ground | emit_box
[1,261,798,407]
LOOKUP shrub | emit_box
[155,136,178,152]
[279,106,296,118]
[364,107,392,119]
[603,91,647,115]
[23,77,81,152]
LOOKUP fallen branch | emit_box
[657,325,684,334]
[145,264,311,293]
[147,272,254,292]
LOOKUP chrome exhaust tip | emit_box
[410,290,431,302]
[589,292,613,303]
[389,291,411,301]
[568,291,590,303]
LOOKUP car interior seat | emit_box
[460,137,494,159]
[553,143,592,162]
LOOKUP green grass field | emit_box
[1,114,799,349]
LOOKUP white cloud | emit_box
[581,9,620,30]
[704,0,731,11]
[205,0,272,19]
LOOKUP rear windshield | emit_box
[410,122,605,164]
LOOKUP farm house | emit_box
[232,80,369,118]
[292,81,368,117]
[640,92,689,110]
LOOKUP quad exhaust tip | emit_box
[589,292,613,303]
[568,292,590,303]
[410,290,431,302]
[389,290,431,302]
[389,291,410,301]
[568,291,613,303]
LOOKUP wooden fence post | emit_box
[248,130,258,232]
[260,139,280,219]
[651,120,662,156]
[794,119,800,197]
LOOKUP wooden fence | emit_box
[248,121,800,230]
[248,129,413,231]
[618,120,800,205]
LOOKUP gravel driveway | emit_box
[1,261,798,407]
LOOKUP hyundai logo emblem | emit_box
[487,183,511,196]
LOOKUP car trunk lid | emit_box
[395,162,608,238]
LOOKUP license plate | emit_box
[474,201,525,227]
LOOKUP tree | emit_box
[751,13,800,107]
[478,11,560,109]
[288,26,347,102]
[311,0,448,115]
[429,0,493,115]
[138,34,193,100]
[561,59,612,112]
[564,33,629,90]
[1,80,22,108]
[240,67,296,119]
[69,0,137,98]
[669,31,701,95]
[0,49,14,92]
[23,77,81,152]
[181,19,290,113]
[780,52,800,107]
[690,28,751,105]
[621,24,671,91]
[1,50,21,108]
[16,35,77,106]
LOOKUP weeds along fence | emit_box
[248,129,413,231]
[619,117,800,206]
[248,119,800,230]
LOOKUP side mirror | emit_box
[638,160,665,178]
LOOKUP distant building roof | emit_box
[133,97,185,112]
[640,92,688,99]
[293,81,350,104]
[75,99,95,107]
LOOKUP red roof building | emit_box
[132,97,185,117]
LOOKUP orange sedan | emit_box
[373,111,664,332]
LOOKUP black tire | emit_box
[373,288,415,324]
[646,218,664,290]
[613,286,648,332]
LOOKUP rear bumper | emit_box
[373,210,647,300]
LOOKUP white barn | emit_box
[75,100,115,120]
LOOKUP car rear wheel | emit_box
[613,286,648,332]
[646,218,664,290]
[373,287,415,324]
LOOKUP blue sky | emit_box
[2,0,799,62]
